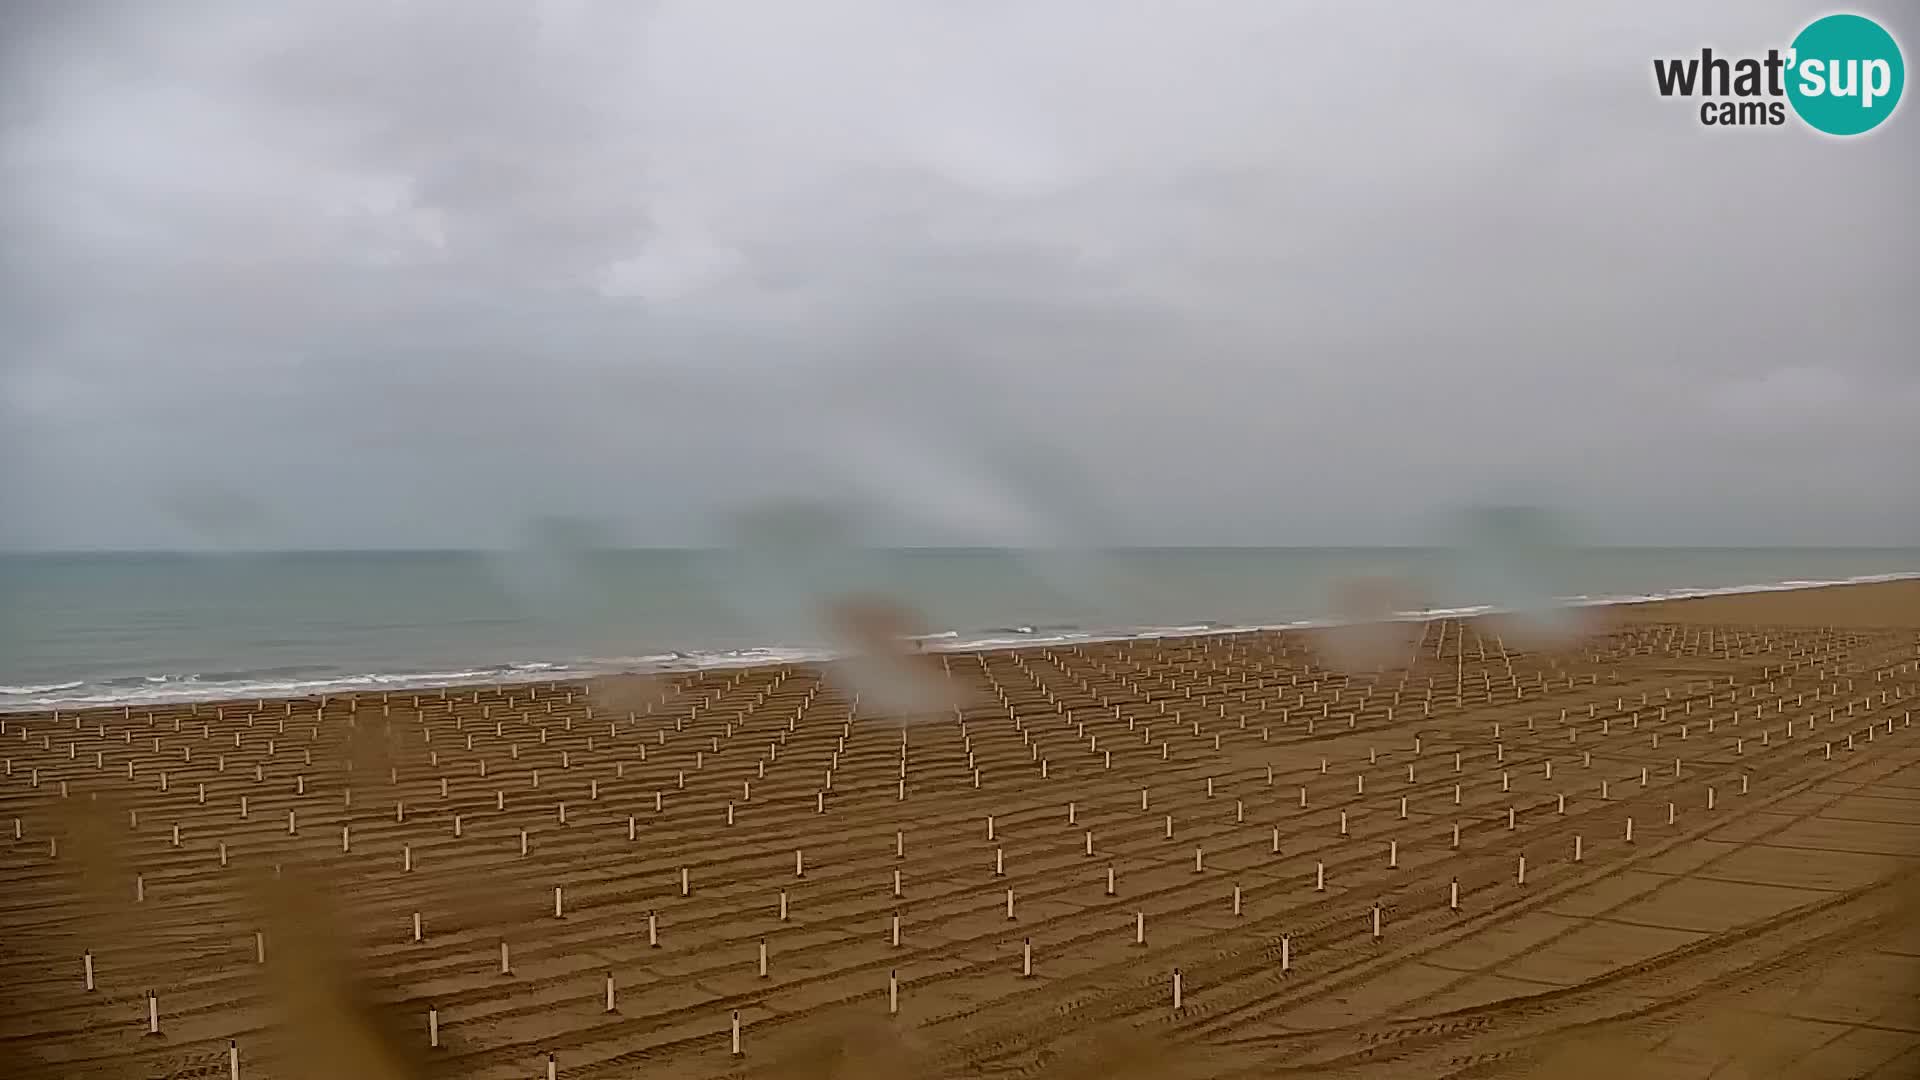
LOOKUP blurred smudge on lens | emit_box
[1307,572,1428,673]
[704,399,1137,718]
[587,671,673,719]
[710,499,968,721]
[251,868,430,1080]
[808,363,1143,630]
[825,592,922,649]
[821,590,965,718]
[486,514,621,629]
[1439,503,1598,651]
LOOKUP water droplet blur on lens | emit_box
[1307,572,1427,673]
[1439,504,1598,649]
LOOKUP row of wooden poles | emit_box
[93,706,1916,1069]
[133,920,1311,1067]
[36,667,1914,1070]
[66,707,1920,1008]
[118,880,1483,1070]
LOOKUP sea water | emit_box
[2,547,1915,709]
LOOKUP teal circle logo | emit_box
[1786,14,1904,135]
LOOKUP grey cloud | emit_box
[1,0,1915,551]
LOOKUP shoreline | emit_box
[5,571,1916,714]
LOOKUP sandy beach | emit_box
[2,578,1916,1079]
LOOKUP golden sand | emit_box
[1,579,1915,1078]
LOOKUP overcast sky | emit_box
[1,1,1914,551]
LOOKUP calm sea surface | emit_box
[3,547,1916,708]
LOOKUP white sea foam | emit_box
[0,681,85,696]
[4,571,1915,711]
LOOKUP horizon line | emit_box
[5,544,1919,556]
